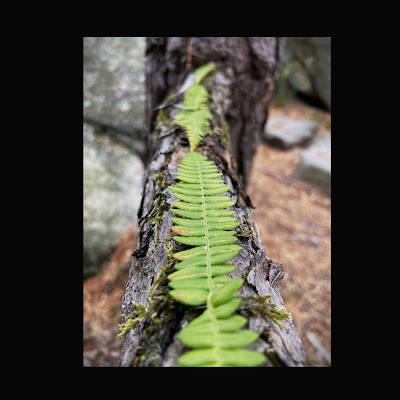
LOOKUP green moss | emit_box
[265,348,281,367]
[149,173,169,252]
[132,338,163,367]
[118,229,178,343]
[241,261,253,280]
[236,224,254,238]
[118,237,179,332]
[238,294,291,329]
[117,177,184,365]
[154,103,176,139]
[153,172,165,189]
[131,297,180,367]
[131,256,185,366]
[117,301,149,339]
[220,118,232,151]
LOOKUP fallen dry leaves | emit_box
[83,226,137,367]
[247,99,331,366]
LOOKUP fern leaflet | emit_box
[194,64,216,84]
[168,152,266,367]
[175,65,215,152]
[175,108,211,152]
[181,84,209,110]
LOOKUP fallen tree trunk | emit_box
[119,37,305,367]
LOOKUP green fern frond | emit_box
[194,64,216,84]
[181,84,209,110]
[167,151,266,367]
[176,107,211,152]
[175,65,215,152]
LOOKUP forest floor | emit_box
[83,97,331,367]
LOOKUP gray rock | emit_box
[296,132,331,195]
[264,116,318,149]
[83,37,146,135]
[83,122,144,277]
[288,59,314,96]
[83,37,147,277]
[285,37,331,110]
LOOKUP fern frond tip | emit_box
[194,64,216,84]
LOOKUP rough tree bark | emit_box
[144,37,286,189]
[119,37,305,367]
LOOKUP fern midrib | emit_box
[196,154,223,367]
[207,294,223,367]
[196,155,213,293]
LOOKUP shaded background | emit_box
[83,37,331,367]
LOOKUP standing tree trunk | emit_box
[119,37,305,367]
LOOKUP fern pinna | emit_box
[175,65,215,152]
[167,65,266,367]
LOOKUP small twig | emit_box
[186,37,192,70]
[185,37,204,70]
[270,270,283,287]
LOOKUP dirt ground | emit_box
[83,98,331,367]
